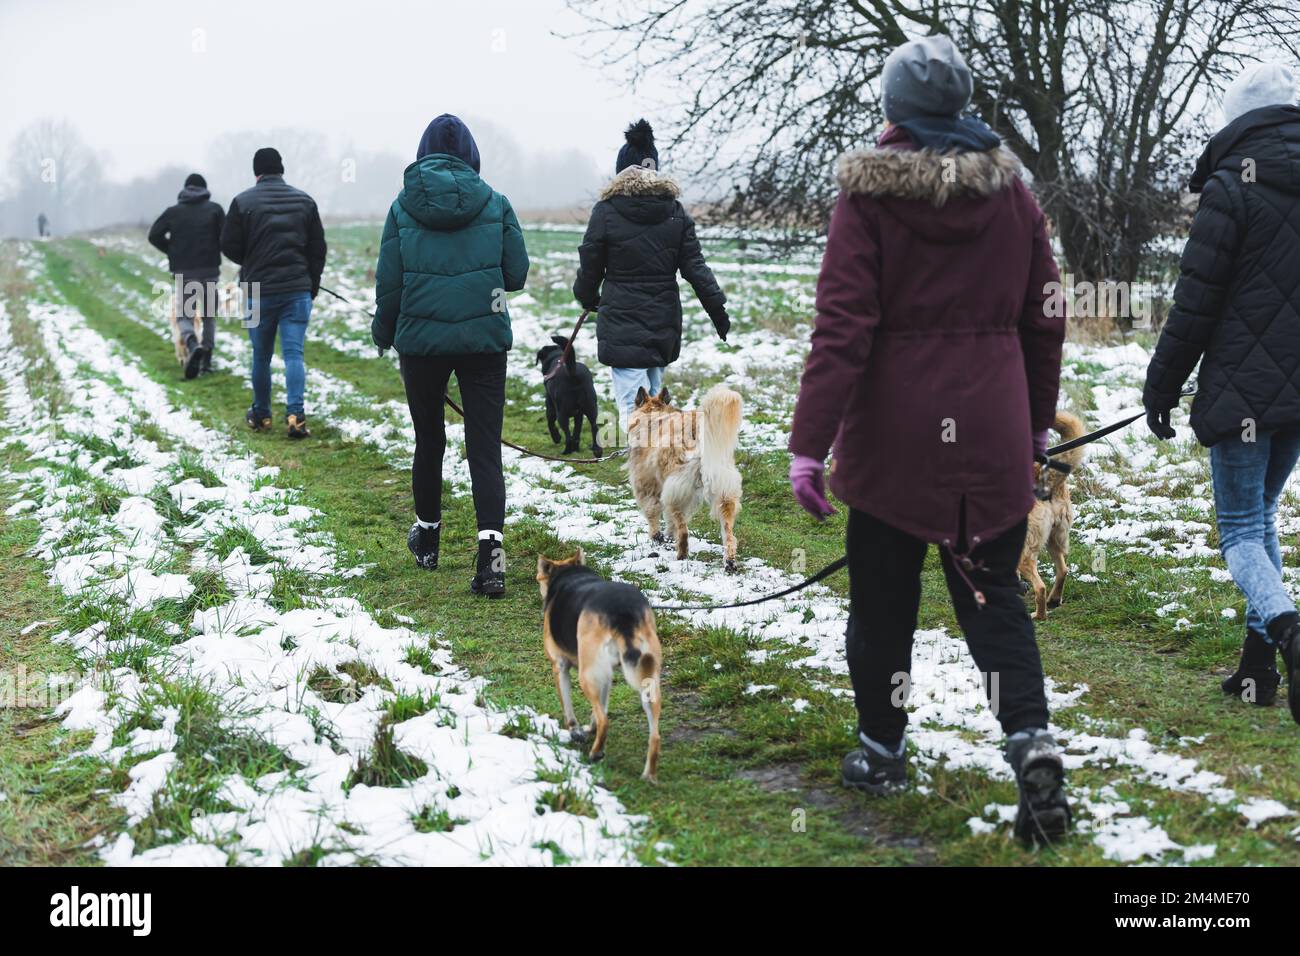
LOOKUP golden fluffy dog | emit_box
[1018,410,1086,621]
[626,384,743,571]
[537,549,663,781]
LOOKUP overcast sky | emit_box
[0,0,667,183]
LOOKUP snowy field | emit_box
[2,225,1297,866]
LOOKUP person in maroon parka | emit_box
[787,36,1070,845]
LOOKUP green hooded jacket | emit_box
[372,154,529,355]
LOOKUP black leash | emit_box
[650,555,849,611]
[319,285,374,317]
[652,391,1197,614]
[320,284,627,464]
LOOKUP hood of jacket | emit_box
[398,154,493,230]
[599,167,681,224]
[1189,104,1300,195]
[836,139,1023,243]
[177,184,211,204]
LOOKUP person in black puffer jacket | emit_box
[1144,63,1300,724]
[221,148,327,439]
[149,173,225,378]
[573,120,729,421]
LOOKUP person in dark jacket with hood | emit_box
[221,148,327,439]
[373,114,529,598]
[148,173,225,378]
[573,120,729,423]
[1144,63,1300,725]
[787,36,1070,845]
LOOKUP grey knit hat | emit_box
[1221,62,1297,127]
[881,35,974,122]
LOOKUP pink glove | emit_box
[1033,429,1050,458]
[790,454,835,520]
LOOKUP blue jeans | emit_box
[610,365,665,419]
[247,292,311,419]
[1210,425,1300,638]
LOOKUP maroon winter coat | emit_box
[789,129,1065,547]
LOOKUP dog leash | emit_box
[442,393,628,464]
[652,390,1199,614]
[649,555,849,611]
[542,310,591,382]
[319,285,626,464]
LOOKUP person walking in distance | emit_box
[220,147,327,439]
[148,172,225,379]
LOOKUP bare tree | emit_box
[565,0,1299,281]
[5,118,104,235]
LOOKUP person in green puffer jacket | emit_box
[373,114,529,598]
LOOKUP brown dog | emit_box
[1018,410,1086,621]
[536,549,663,781]
[626,384,743,571]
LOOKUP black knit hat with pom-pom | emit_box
[615,119,659,173]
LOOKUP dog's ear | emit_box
[657,387,671,406]
[573,546,585,565]
[551,334,569,349]
[634,387,648,407]
[536,555,552,578]
[535,347,550,366]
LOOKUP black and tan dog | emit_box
[536,335,602,457]
[536,549,662,781]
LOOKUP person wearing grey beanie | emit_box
[879,34,1000,152]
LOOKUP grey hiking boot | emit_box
[1005,728,1071,847]
[841,733,907,794]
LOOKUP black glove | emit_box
[712,310,731,342]
[1146,406,1176,440]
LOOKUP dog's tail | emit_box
[551,334,576,372]
[1051,409,1087,469]
[698,385,742,509]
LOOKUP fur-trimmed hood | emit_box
[599,166,682,201]
[836,146,1022,206]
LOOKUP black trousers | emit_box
[399,352,506,533]
[844,508,1049,749]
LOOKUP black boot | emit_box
[1006,729,1071,847]
[1269,613,1300,725]
[470,536,505,598]
[407,522,440,570]
[199,349,212,375]
[1221,627,1280,706]
[841,734,907,794]
[184,342,205,380]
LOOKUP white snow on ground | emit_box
[0,293,643,866]
[12,235,1296,864]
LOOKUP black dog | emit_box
[536,335,602,457]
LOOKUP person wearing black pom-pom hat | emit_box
[573,119,729,426]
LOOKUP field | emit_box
[1,222,1297,867]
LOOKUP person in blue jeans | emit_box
[1144,63,1300,723]
[221,147,327,438]
[247,291,311,431]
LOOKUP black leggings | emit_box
[399,352,506,533]
[844,508,1049,748]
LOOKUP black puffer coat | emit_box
[220,174,327,297]
[147,185,225,279]
[573,169,727,369]
[1145,105,1300,446]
